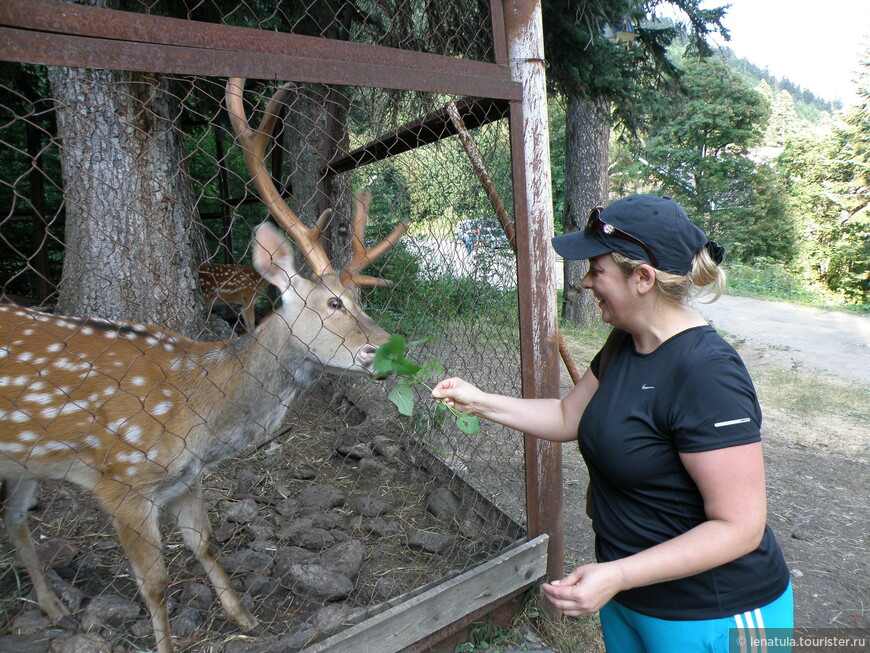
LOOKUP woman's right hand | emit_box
[431,377,486,415]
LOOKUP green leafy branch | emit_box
[373,335,480,435]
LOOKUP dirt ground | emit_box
[559,297,869,631]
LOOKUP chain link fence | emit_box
[0,1,539,651]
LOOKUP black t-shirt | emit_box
[580,325,790,620]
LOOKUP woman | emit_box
[433,195,793,652]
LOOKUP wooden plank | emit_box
[305,534,548,653]
[0,27,521,100]
[0,0,508,81]
[0,1,522,100]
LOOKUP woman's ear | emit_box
[633,263,657,295]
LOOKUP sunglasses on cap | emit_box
[585,207,659,268]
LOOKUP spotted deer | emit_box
[198,262,268,332]
[0,77,408,653]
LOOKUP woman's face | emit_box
[580,253,634,326]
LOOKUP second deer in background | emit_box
[199,262,268,332]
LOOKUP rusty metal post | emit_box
[500,0,564,585]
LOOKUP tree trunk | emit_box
[48,66,206,337]
[561,90,611,326]
[283,83,352,271]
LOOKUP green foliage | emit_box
[725,261,829,304]
[373,335,480,435]
[453,620,515,652]
[364,269,518,337]
[622,55,795,263]
[774,44,870,306]
[541,0,728,135]
[0,63,66,298]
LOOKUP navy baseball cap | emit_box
[551,194,709,275]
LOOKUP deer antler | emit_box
[226,78,406,286]
[342,191,410,287]
[225,78,333,276]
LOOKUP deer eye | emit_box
[328,297,344,310]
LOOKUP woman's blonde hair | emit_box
[611,247,726,305]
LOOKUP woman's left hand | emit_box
[541,561,626,616]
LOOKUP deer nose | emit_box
[359,344,378,363]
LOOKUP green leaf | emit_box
[388,382,415,416]
[394,358,422,377]
[373,334,407,375]
[406,336,437,349]
[455,412,480,435]
[418,358,444,379]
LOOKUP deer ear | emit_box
[252,222,298,291]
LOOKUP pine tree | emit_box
[541,0,727,324]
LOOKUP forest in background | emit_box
[561,40,870,308]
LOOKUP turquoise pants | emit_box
[599,582,794,653]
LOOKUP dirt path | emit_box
[694,294,870,385]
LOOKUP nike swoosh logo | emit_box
[641,384,655,390]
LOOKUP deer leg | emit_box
[165,483,258,631]
[242,301,256,333]
[100,483,174,653]
[1,477,74,627]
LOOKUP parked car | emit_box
[454,218,510,252]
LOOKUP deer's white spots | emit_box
[151,401,173,416]
[123,425,143,444]
[116,451,144,464]
[84,436,101,448]
[0,441,25,453]
[60,402,87,416]
[39,406,60,419]
[16,351,34,363]
[106,418,127,434]
[104,330,119,339]
[24,392,54,406]
[18,431,38,442]
[46,343,63,353]
[129,376,146,387]
[9,410,30,423]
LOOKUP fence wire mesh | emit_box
[0,3,533,651]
